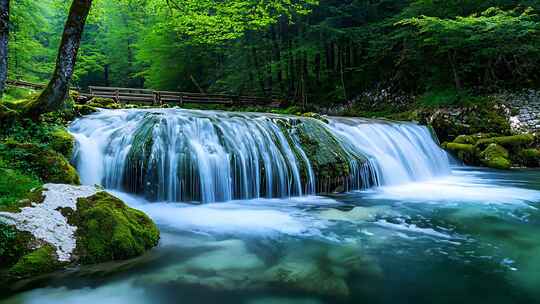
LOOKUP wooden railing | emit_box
[6,79,282,107]
[89,86,280,106]
[7,79,46,90]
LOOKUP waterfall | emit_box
[69,109,450,203]
[328,117,451,185]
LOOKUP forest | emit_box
[6,0,540,109]
[1,1,540,304]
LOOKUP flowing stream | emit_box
[2,109,540,304]
[68,109,450,202]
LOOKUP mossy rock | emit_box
[0,141,80,185]
[0,223,60,280]
[302,112,329,124]
[518,148,540,167]
[453,135,477,145]
[442,142,477,164]
[0,223,34,270]
[7,245,60,278]
[75,104,98,116]
[281,118,368,191]
[87,97,122,109]
[49,128,75,158]
[479,144,511,170]
[71,191,160,264]
[123,116,159,198]
[475,134,535,151]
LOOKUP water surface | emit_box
[2,168,540,304]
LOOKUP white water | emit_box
[69,109,450,203]
[328,118,451,185]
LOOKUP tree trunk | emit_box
[30,0,92,116]
[0,0,9,98]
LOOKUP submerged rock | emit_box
[0,184,159,281]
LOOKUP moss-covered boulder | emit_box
[71,191,160,264]
[442,142,477,164]
[302,112,329,124]
[75,104,98,116]
[87,97,122,109]
[279,118,368,192]
[518,148,540,167]
[479,144,511,170]
[0,185,160,282]
[0,141,80,185]
[475,134,535,151]
[7,245,60,278]
[123,115,160,199]
[421,104,511,143]
[49,128,76,158]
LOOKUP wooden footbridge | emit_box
[7,79,281,107]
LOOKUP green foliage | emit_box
[8,0,540,108]
[393,7,540,91]
[0,166,41,211]
[71,191,160,264]
[0,141,80,185]
[417,89,488,108]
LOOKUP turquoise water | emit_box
[2,168,540,304]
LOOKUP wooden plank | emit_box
[89,86,153,93]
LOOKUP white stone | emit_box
[0,184,98,262]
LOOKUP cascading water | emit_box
[69,109,451,203]
[328,117,451,185]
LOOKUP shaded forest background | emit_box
[9,0,540,108]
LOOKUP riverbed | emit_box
[2,167,540,304]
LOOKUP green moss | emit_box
[87,97,122,109]
[479,143,511,170]
[518,148,540,167]
[0,166,42,211]
[476,134,535,151]
[453,135,476,145]
[124,116,159,198]
[442,142,477,164]
[49,128,75,158]
[302,112,329,124]
[7,245,60,278]
[75,104,98,116]
[71,192,159,264]
[0,141,80,185]
[0,223,34,270]
[282,118,367,191]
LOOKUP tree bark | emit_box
[31,0,92,116]
[0,0,9,98]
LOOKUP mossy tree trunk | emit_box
[29,0,92,116]
[0,0,9,98]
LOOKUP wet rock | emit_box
[0,185,159,281]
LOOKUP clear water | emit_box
[2,167,540,304]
